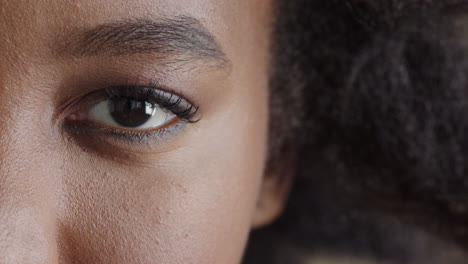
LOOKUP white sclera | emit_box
[89,100,176,130]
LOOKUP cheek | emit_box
[59,80,269,263]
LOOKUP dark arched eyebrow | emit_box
[57,16,230,67]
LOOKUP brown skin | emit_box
[0,0,290,263]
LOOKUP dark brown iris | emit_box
[109,98,155,128]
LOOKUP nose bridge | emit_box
[0,4,62,262]
[0,88,60,263]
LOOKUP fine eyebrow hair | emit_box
[58,16,229,66]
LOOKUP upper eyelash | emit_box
[104,85,200,122]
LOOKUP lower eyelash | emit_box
[64,119,187,145]
[105,122,186,144]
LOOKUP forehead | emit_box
[0,0,267,26]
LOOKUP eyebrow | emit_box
[58,16,229,67]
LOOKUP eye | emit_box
[89,98,177,130]
[65,86,199,135]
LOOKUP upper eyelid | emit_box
[64,85,200,123]
[105,85,200,120]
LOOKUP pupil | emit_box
[109,98,155,128]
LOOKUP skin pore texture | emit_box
[0,0,287,263]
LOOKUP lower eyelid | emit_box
[65,115,182,134]
[63,118,187,146]
[62,119,188,164]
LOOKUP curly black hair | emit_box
[247,1,468,263]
